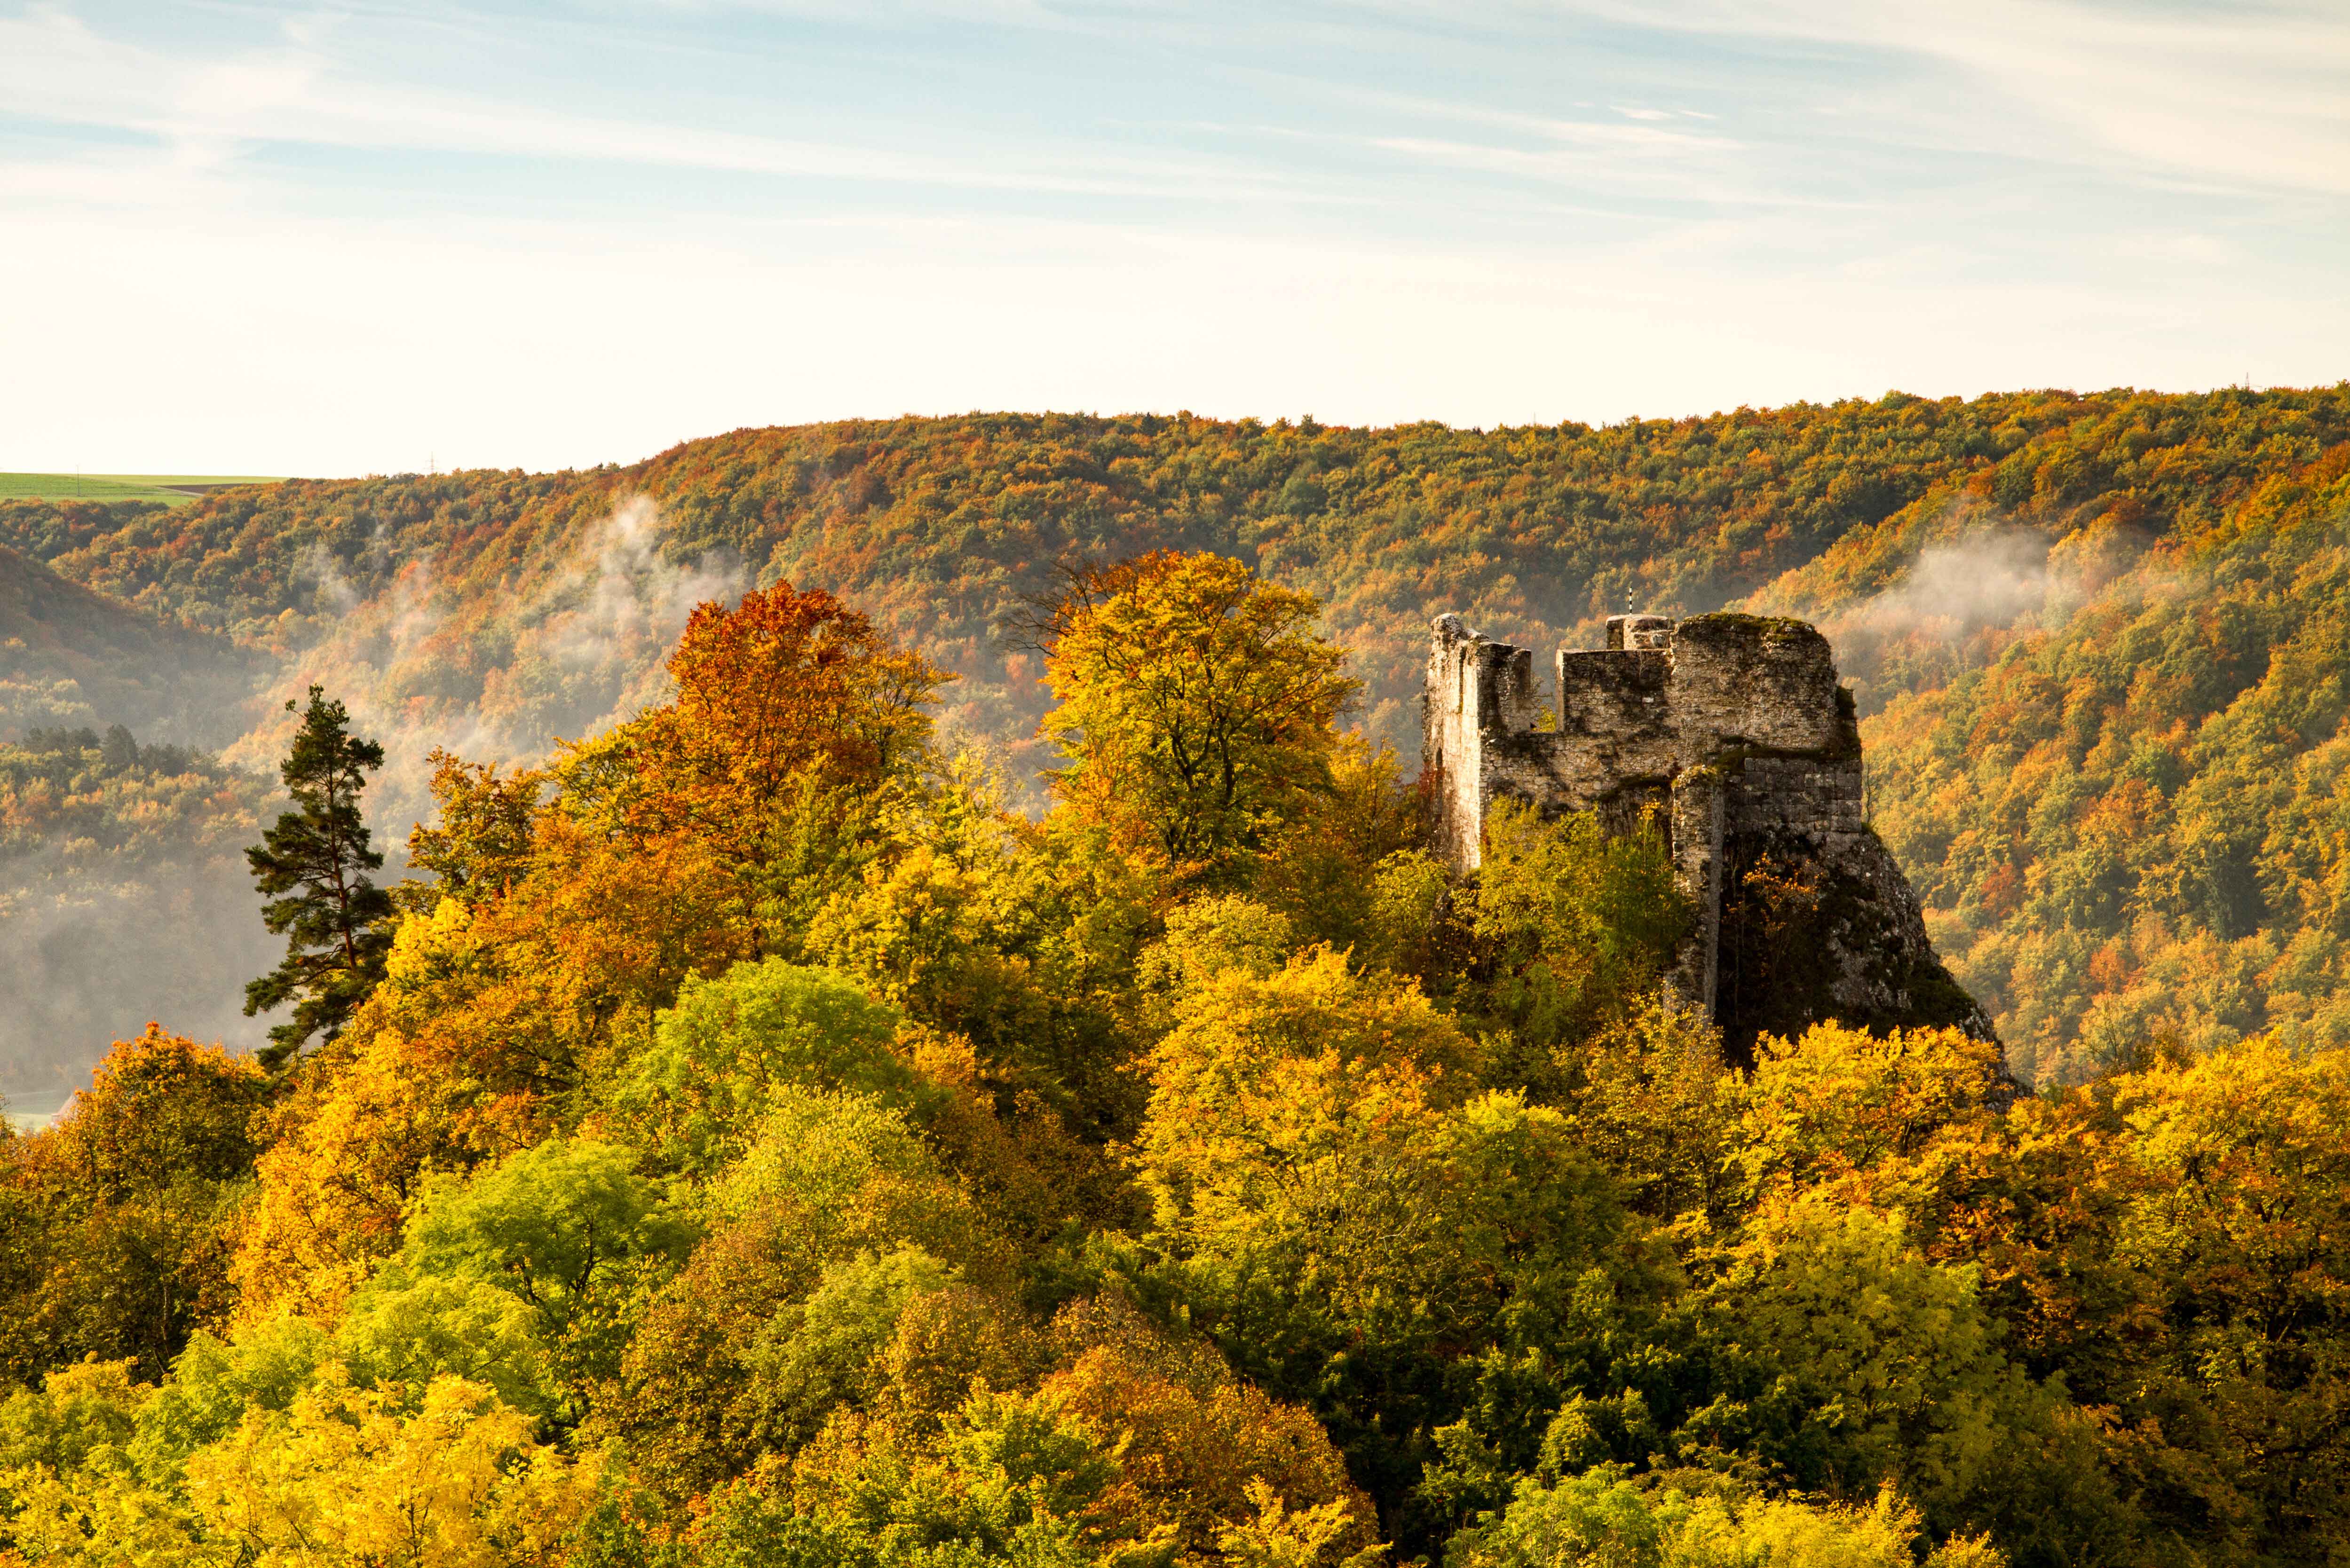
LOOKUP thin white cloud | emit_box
[1557,0,2350,195]
[0,5,1287,200]
[1221,66,1745,153]
[1365,134,1778,208]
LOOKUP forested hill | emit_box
[0,543,261,744]
[4,384,2350,1082]
[10,390,2346,761]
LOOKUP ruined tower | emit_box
[1424,611,1994,1054]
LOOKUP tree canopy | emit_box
[1039,551,1357,878]
[2,547,2344,1566]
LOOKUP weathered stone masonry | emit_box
[1424,610,1995,1056]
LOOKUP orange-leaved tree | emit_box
[648,581,947,842]
[613,581,949,949]
[231,813,747,1321]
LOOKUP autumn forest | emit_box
[4,390,2350,1566]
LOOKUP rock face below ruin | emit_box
[1424,610,1996,1062]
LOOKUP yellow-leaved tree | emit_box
[183,1373,598,1568]
[1037,552,1357,882]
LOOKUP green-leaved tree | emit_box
[243,686,396,1070]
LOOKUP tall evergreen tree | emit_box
[243,686,396,1070]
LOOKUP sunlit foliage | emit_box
[4,541,2350,1568]
[1039,551,1357,881]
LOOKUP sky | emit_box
[2,0,2345,477]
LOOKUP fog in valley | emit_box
[0,496,747,1117]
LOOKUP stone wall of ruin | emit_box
[1421,609,1994,1050]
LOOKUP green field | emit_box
[0,473,285,506]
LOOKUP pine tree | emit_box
[243,686,396,1071]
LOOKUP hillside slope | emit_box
[0,545,283,1094]
[1852,452,2350,1081]
[3,385,2349,1080]
[0,543,264,744]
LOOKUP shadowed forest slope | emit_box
[0,544,262,744]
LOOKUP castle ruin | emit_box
[1424,610,1994,1055]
